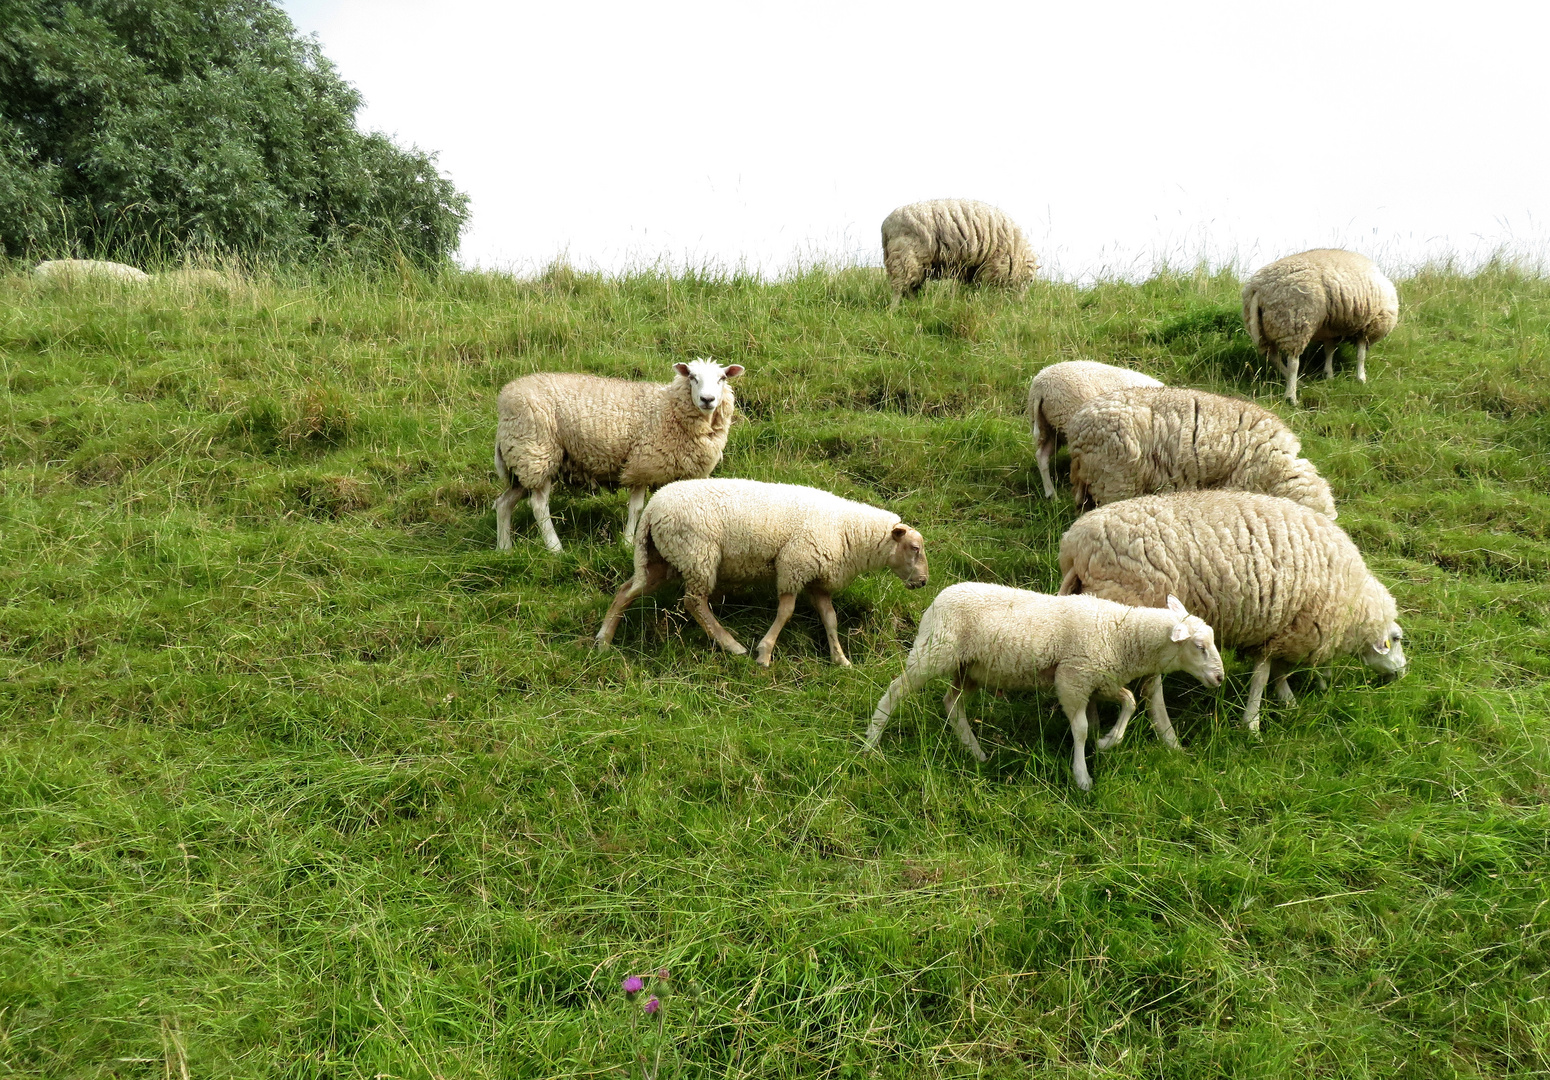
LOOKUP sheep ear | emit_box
[1170,622,1191,642]
[891,524,909,540]
[724,364,745,378]
[1373,638,1391,655]
[673,363,691,378]
[1166,594,1189,620]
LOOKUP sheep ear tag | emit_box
[1373,639,1391,655]
[1170,622,1191,642]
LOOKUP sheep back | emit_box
[640,479,901,596]
[1058,491,1392,665]
[1242,249,1399,358]
[34,259,150,284]
[1027,361,1163,434]
[881,199,1037,295]
[1066,387,1336,515]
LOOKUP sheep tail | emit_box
[1244,290,1263,349]
[493,439,510,486]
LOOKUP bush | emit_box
[0,0,468,265]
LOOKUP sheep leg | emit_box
[493,483,525,551]
[594,552,677,648]
[1284,353,1301,405]
[1142,674,1184,751]
[1272,660,1297,705]
[1315,667,1331,692]
[1035,408,1059,498]
[622,486,647,546]
[865,655,941,752]
[752,592,797,668]
[684,594,747,655]
[529,482,564,554]
[1355,340,1368,383]
[808,588,851,667]
[1242,655,1274,736]
[1095,687,1138,751]
[1058,688,1095,792]
[1323,341,1337,379]
[1267,348,1287,376]
[942,669,988,762]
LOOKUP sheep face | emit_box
[885,524,928,589]
[674,358,744,414]
[1163,595,1224,688]
[1361,624,1407,679]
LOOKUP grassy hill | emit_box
[2,262,1547,1078]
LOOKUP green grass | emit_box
[1,261,1547,1078]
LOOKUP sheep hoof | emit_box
[753,647,772,667]
[725,642,748,656]
[1073,772,1093,792]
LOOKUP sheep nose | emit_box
[699,396,715,407]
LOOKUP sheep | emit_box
[1064,386,1336,517]
[1241,248,1399,404]
[881,199,1037,308]
[1027,360,1164,498]
[1058,491,1407,735]
[864,585,1223,790]
[494,359,744,553]
[33,259,149,284]
[594,478,928,667]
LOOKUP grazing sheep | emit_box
[1058,491,1407,734]
[1027,360,1164,498]
[594,478,928,667]
[33,259,149,284]
[881,199,1037,308]
[494,359,743,553]
[1242,249,1399,404]
[1065,386,1336,516]
[864,585,1223,790]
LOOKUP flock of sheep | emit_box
[29,205,1410,790]
[486,199,1409,790]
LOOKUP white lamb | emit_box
[881,199,1037,308]
[1241,248,1399,404]
[33,259,150,284]
[1058,491,1408,734]
[864,585,1223,790]
[1027,360,1164,498]
[494,359,744,553]
[1064,386,1336,516]
[594,478,929,668]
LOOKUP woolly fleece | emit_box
[33,259,149,283]
[881,199,1037,305]
[1027,360,1164,498]
[1065,386,1336,516]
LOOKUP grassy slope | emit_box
[0,264,1546,1079]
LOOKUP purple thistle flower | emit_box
[643,996,661,1015]
[622,976,644,996]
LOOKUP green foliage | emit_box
[0,264,1547,1077]
[0,0,468,264]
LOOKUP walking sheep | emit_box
[864,585,1223,790]
[1242,249,1399,404]
[1065,386,1336,516]
[33,259,150,284]
[494,359,743,553]
[881,199,1037,308]
[1058,491,1407,735]
[1028,360,1164,498]
[594,479,928,668]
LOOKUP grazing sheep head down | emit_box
[674,358,744,414]
[1363,624,1407,679]
[1162,595,1225,688]
[885,524,929,589]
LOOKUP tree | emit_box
[0,0,469,264]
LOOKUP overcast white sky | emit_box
[281,0,1549,280]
